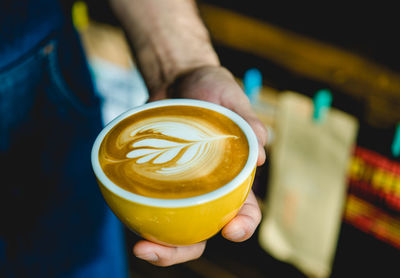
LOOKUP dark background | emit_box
[84,1,400,277]
[86,0,400,129]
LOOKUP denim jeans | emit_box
[0,26,128,278]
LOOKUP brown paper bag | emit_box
[259,91,358,278]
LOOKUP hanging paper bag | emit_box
[259,91,358,278]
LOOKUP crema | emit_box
[99,105,249,199]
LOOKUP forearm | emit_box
[110,0,220,98]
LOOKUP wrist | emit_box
[135,37,220,99]
[110,0,220,98]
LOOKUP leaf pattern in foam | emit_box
[126,121,237,175]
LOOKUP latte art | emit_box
[99,105,249,199]
[126,119,237,179]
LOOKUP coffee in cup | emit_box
[92,99,258,245]
[98,104,249,199]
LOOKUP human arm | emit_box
[109,0,268,266]
[109,0,219,99]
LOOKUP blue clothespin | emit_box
[391,123,400,157]
[313,89,332,123]
[243,68,262,104]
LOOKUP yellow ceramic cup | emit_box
[91,99,258,246]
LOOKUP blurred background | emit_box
[73,1,400,277]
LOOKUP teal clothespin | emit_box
[243,68,262,104]
[391,123,400,157]
[313,89,332,123]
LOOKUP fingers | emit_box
[221,92,269,166]
[133,240,206,267]
[133,192,261,266]
[232,105,268,166]
[245,116,269,166]
[133,191,261,265]
[222,100,268,166]
[221,190,262,242]
[164,65,269,166]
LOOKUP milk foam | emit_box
[98,104,250,199]
[125,118,236,179]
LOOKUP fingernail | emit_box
[226,229,245,241]
[136,252,159,262]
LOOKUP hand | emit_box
[133,190,261,266]
[134,66,268,266]
[152,65,269,165]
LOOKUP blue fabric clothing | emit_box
[0,0,64,70]
[0,13,128,278]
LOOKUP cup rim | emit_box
[91,99,258,208]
